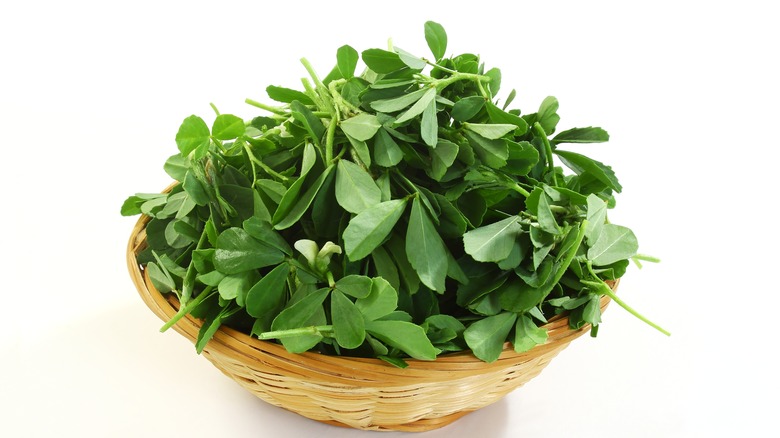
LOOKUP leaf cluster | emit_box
[122,21,664,365]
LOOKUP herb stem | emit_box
[300,78,326,110]
[258,325,334,340]
[160,286,215,332]
[325,116,337,163]
[243,142,289,182]
[584,263,671,336]
[300,57,326,90]
[510,183,530,197]
[533,122,558,186]
[326,271,336,288]
[435,72,492,92]
[209,102,220,116]
[245,98,287,115]
[423,58,458,75]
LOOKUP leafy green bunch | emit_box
[122,21,665,366]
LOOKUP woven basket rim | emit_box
[127,205,613,375]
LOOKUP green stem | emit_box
[243,142,289,182]
[300,57,326,90]
[328,79,361,116]
[633,254,661,263]
[245,98,287,115]
[325,116,337,163]
[423,58,458,75]
[584,264,671,336]
[326,271,336,288]
[510,183,530,197]
[300,78,326,110]
[533,122,558,186]
[258,325,334,340]
[160,286,215,332]
[209,102,220,116]
[435,72,492,92]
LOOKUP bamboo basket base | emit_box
[127,213,613,432]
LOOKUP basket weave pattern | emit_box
[128,214,612,432]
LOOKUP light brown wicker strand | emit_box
[127,212,614,432]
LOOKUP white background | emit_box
[2,1,777,436]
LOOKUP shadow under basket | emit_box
[127,213,614,432]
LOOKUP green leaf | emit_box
[266,85,314,105]
[406,196,448,292]
[335,275,373,299]
[365,320,439,360]
[503,89,517,109]
[420,99,438,147]
[370,246,400,291]
[331,290,366,349]
[551,127,609,146]
[163,154,189,182]
[218,271,255,303]
[195,305,229,354]
[356,277,398,321]
[463,312,517,362]
[554,149,622,192]
[394,88,436,125]
[121,193,165,216]
[336,44,359,79]
[245,263,290,318]
[485,67,501,96]
[464,131,508,168]
[183,171,210,206]
[373,128,404,167]
[211,114,245,140]
[583,294,602,326]
[485,102,528,134]
[424,21,448,60]
[513,314,548,353]
[175,115,210,159]
[428,140,459,181]
[243,217,292,256]
[464,123,516,140]
[585,194,607,245]
[394,46,426,70]
[291,101,326,145]
[335,159,382,214]
[274,164,335,230]
[343,198,408,261]
[505,140,539,175]
[362,48,406,73]
[345,133,372,167]
[370,87,428,113]
[497,276,545,313]
[214,228,285,274]
[271,288,330,353]
[456,191,487,227]
[197,270,225,288]
[451,96,485,122]
[463,216,524,263]
[537,96,560,134]
[587,224,638,266]
[147,262,175,293]
[341,113,381,141]
[537,193,560,235]
[256,179,287,205]
[379,356,409,368]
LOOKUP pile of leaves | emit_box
[122,21,665,366]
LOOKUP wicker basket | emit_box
[127,212,613,432]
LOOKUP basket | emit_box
[127,212,614,432]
